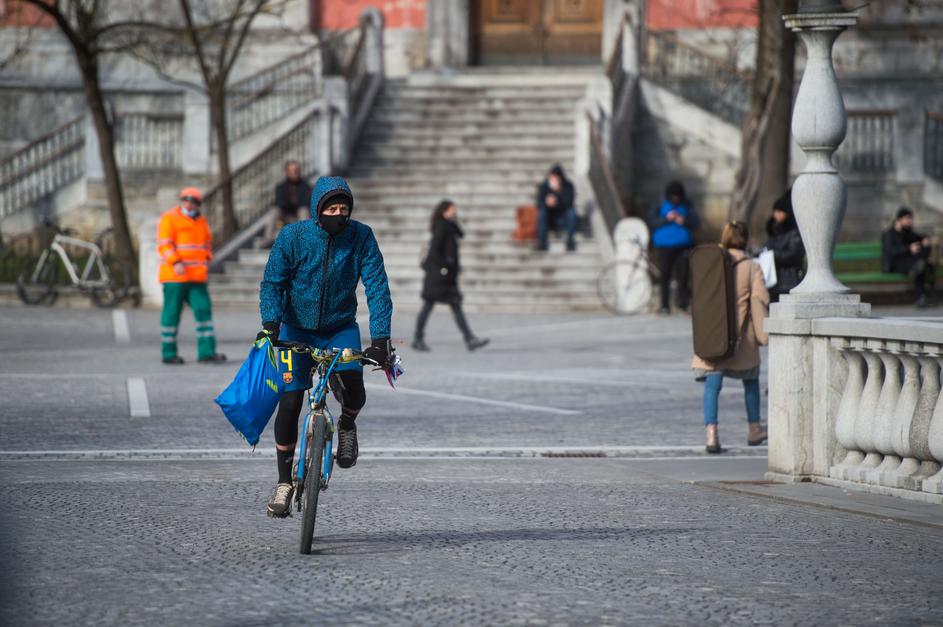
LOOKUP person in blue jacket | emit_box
[649,180,700,314]
[256,176,393,518]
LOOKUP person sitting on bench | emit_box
[881,206,935,307]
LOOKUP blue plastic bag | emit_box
[215,337,282,446]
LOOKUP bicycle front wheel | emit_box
[597,259,654,315]
[16,254,58,305]
[299,412,327,555]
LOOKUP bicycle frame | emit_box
[32,234,112,289]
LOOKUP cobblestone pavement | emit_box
[1,305,942,625]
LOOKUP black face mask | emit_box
[319,214,349,237]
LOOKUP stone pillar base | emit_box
[766,293,871,480]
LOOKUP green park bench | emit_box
[833,241,911,295]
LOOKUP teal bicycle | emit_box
[273,340,400,554]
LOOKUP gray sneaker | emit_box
[266,482,294,518]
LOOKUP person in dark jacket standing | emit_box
[881,206,935,307]
[764,188,805,302]
[649,181,700,314]
[536,164,577,252]
[412,200,489,352]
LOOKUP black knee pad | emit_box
[274,390,305,446]
[337,370,366,413]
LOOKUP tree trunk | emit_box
[76,51,138,274]
[728,0,797,239]
[208,84,237,240]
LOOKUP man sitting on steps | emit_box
[536,164,577,253]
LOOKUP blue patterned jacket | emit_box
[259,177,392,339]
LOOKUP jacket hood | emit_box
[310,176,354,217]
[549,163,566,179]
[664,180,686,202]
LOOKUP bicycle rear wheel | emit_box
[597,259,654,315]
[90,261,131,308]
[299,412,327,555]
[16,254,58,305]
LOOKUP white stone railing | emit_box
[835,110,896,175]
[114,112,184,171]
[0,116,85,219]
[767,316,943,502]
[223,45,324,145]
[640,28,750,125]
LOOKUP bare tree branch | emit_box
[216,0,249,75]
[178,0,213,83]
[223,0,269,80]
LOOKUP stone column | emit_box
[766,2,871,482]
[785,4,858,297]
[426,0,470,69]
[84,111,104,182]
[318,77,348,175]
[361,8,385,76]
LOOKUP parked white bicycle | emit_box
[16,219,133,307]
[596,218,660,315]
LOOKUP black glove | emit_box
[256,321,280,342]
[363,338,391,367]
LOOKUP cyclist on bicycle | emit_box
[257,176,393,518]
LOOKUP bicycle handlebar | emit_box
[42,218,73,236]
[270,339,380,367]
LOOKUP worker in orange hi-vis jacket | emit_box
[157,187,227,365]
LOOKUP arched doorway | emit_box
[472,0,604,65]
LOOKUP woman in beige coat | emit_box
[692,222,770,453]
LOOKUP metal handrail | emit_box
[586,112,628,235]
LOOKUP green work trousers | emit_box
[161,282,216,360]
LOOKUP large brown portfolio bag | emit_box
[689,245,744,362]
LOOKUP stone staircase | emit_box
[212,72,608,312]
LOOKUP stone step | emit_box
[374,98,578,113]
[350,156,574,171]
[377,91,583,111]
[368,110,576,124]
[403,69,596,87]
[348,165,564,179]
[382,85,588,98]
[222,259,599,281]
[355,205,537,216]
[211,294,604,313]
[356,146,575,161]
[357,135,575,150]
[353,193,537,206]
[237,244,595,266]
[348,177,542,193]
[211,282,600,301]
[363,120,575,135]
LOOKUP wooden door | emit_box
[474,0,602,65]
[541,0,603,63]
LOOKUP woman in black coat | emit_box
[764,189,805,302]
[412,200,489,352]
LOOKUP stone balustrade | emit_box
[767,316,943,502]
